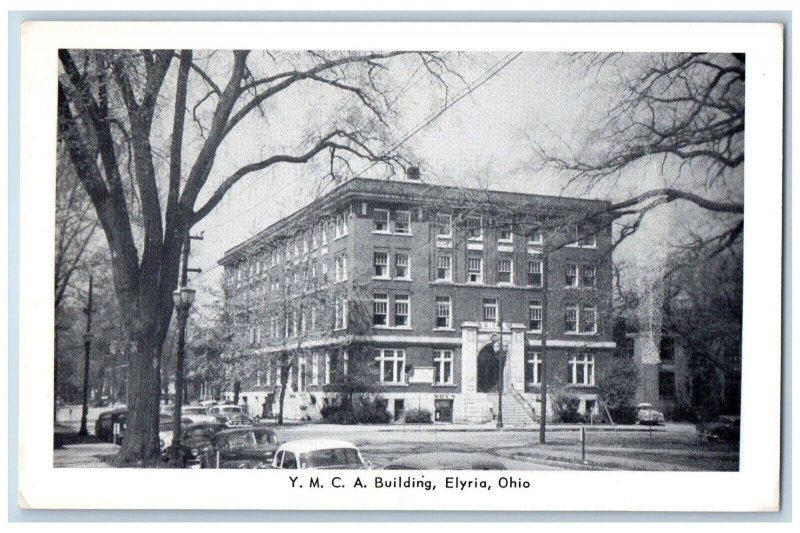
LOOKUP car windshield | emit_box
[221,407,242,414]
[226,431,276,447]
[299,448,363,468]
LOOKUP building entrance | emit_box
[477,344,499,393]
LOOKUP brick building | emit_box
[218,177,616,424]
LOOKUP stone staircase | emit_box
[488,393,537,427]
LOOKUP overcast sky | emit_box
[133,51,743,305]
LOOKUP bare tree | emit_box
[57,49,464,463]
[531,52,744,255]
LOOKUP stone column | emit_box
[458,322,479,423]
[506,324,527,394]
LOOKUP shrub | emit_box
[607,404,638,425]
[553,395,589,424]
[403,408,433,424]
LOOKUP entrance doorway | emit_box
[434,399,454,423]
[477,344,499,392]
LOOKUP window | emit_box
[483,298,498,322]
[527,260,543,287]
[529,300,543,332]
[324,353,331,385]
[436,254,452,281]
[395,253,410,279]
[567,225,580,247]
[373,293,388,326]
[497,257,513,284]
[583,306,597,334]
[465,216,482,240]
[565,304,578,333]
[310,306,317,331]
[266,360,272,386]
[393,210,411,234]
[334,296,348,330]
[335,214,345,239]
[579,225,597,248]
[377,349,406,384]
[660,337,675,361]
[321,222,329,245]
[312,354,319,386]
[526,351,542,385]
[335,254,347,282]
[322,262,328,283]
[435,213,452,237]
[373,208,390,233]
[342,351,349,376]
[302,233,309,255]
[498,223,513,242]
[467,256,483,283]
[582,265,596,288]
[566,264,578,287]
[393,294,410,327]
[435,296,452,329]
[569,354,595,385]
[373,251,389,278]
[433,350,454,385]
[659,371,676,398]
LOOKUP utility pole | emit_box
[171,232,202,465]
[78,274,93,437]
[539,249,549,445]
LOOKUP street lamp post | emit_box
[491,329,507,430]
[171,286,196,465]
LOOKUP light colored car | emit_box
[207,404,253,427]
[180,405,220,424]
[636,403,665,425]
[271,439,369,470]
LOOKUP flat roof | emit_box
[219,177,610,265]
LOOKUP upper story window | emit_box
[583,306,597,334]
[393,210,411,235]
[497,257,513,284]
[467,256,483,284]
[373,293,389,326]
[565,304,579,333]
[335,254,347,282]
[566,264,579,287]
[660,336,675,361]
[394,253,410,280]
[436,254,452,281]
[322,221,329,246]
[334,296,348,330]
[582,265,596,288]
[465,216,483,241]
[393,294,410,327]
[527,260,543,287]
[498,223,513,243]
[569,354,595,386]
[435,296,452,329]
[373,251,389,279]
[567,224,597,248]
[335,215,344,239]
[433,350,454,385]
[483,298,498,322]
[529,300,543,332]
[435,213,452,238]
[373,209,390,233]
[528,223,544,245]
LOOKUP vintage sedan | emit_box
[180,405,220,425]
[385,452,507,470]
[201,427,280,469]
[697,415,740,443]
[94,407,127,443]
[207,404,253,428]
[635,403,666,425]
[271,439,369,470]
[160,422,226,467]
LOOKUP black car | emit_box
[161,422,227,467]
[201,427,280,468]
[697,415,740,443]
[94,408,127,443]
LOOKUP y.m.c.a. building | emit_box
[218,176,616,425]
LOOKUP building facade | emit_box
[219,177,616,424]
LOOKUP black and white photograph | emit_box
[16,20,783,512]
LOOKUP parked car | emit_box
[200,427,280,469]
[179,405,220,424]
[385,452,507,470]
[697,415,740,443]
[159,417,194,450]
[271,439,369,470]
[94,407,127,443]
[635,403,665,425]
[198,400,218,409]
[207,404,253,427]
[160,422,226,467]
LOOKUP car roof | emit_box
[386,452,506,469]
[636,403,654,408]
[215,427,276,437]
[276,439,358,454]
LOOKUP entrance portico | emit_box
[457,321,527,423]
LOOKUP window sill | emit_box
[432,383,456,387]
[392,232,413,237]
[564,332,599,337]
[380,382,409,387]
[374,325,413,331]
[372,276,391,281]
[433,327,456,332]
[372,230,391,235]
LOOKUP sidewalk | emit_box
[54,443,117,468]
[278,421,677,433]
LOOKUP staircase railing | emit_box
[509,382,538,423]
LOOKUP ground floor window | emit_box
[568,354,595,385]
[526,351,542,385]
[434,399,454,423]
[659,370,676,399]
[433,350,454,385]
[376,348,406,384]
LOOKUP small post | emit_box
[580,425,587,464]
[112,422,119,445]
[216,449,221,469]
